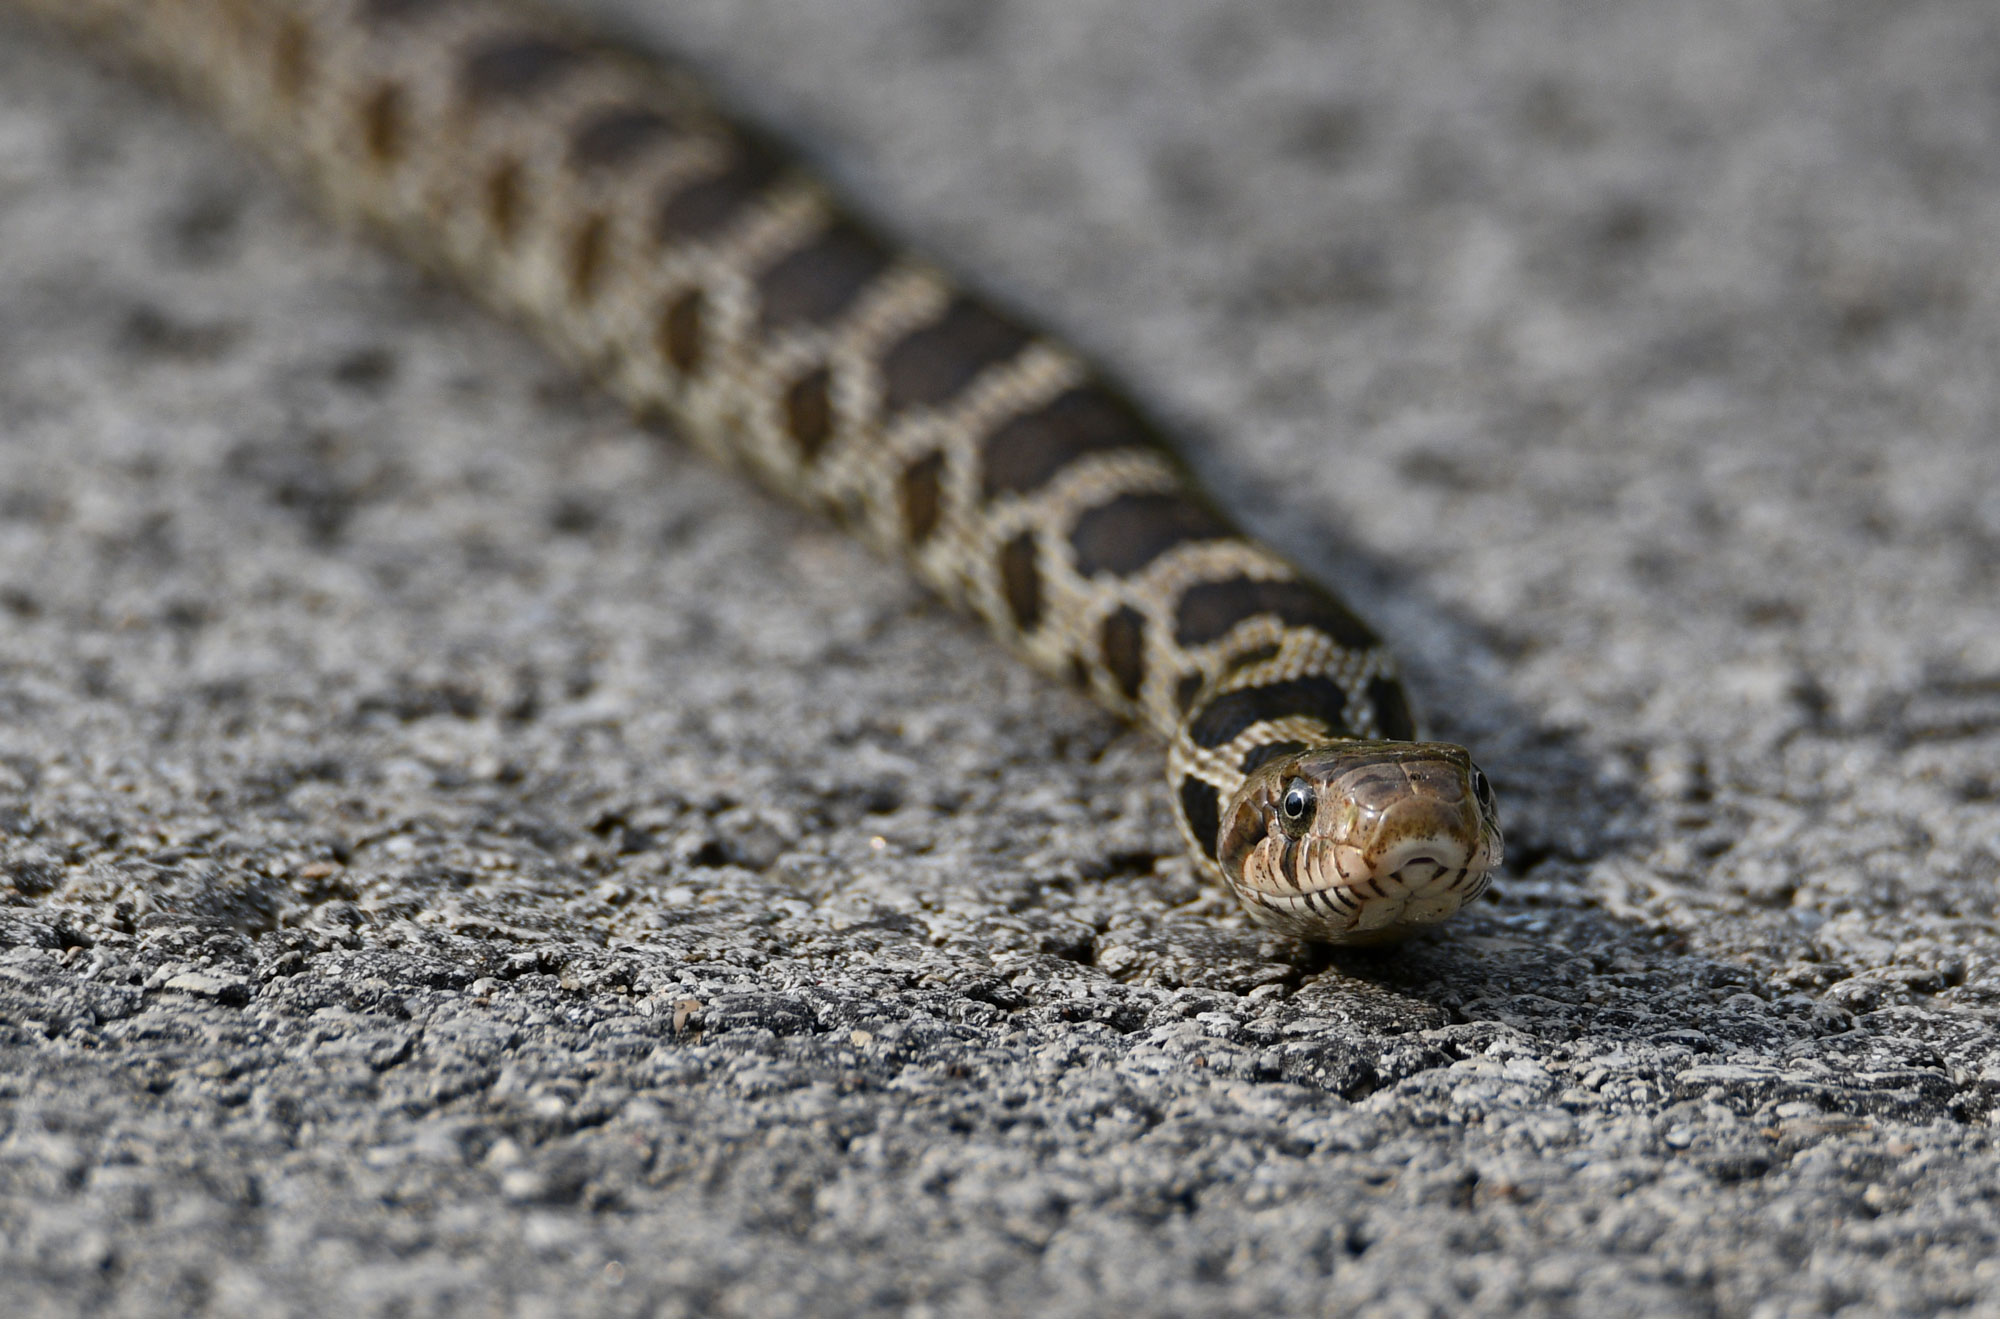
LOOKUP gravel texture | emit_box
[3,1,1999,1315]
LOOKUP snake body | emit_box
[18,0,1502,942]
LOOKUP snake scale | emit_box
[16,0,1504,943]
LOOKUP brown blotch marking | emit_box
[783,367,833,462]
[1099,607,1147,701]
[360,0,446,23]
[656,142,784,244]
[900,451,946,545]
[1178,776,1223,861]
[570,107,676,170]
[998,533,1043,633]
[880,297,1033,417]
[1367,675,1416,741]
[979,385,1151,503]
[272,17,312,101]
[461,35,583,103]
[362,84,405,166]
[484,159,523,241]
[657,288,706,376]
[1240,739,1305,774]
[819,487,863,530]
[756,220,893,331]
[1174,671,1207,715]
[1069,492,1232,578]
[1188,676,1349,750]
[1068,654,1094,690]
[1221,642,1281,676]
[1175,575,1378,649]
[568,214,609,302]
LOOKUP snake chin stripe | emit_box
[15,0,1504,943]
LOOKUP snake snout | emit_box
[1382,845,1453,886]
[1353,834,1469,894]
[1370,817,1475,876]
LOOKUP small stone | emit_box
[162,971,252,1005]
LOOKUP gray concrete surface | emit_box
[2,0,1999,1314]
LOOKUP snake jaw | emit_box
[1215,740,1503,944]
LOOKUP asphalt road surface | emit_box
[2,1,1998,1314]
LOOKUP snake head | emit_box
[1215,740,1503,943]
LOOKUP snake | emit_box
[15,0,1504,943]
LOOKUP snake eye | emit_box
[1278,779,1315,837]
[1471,766,1494,807]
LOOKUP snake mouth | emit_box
[1357,841,1497,924]
[1244,836,1496,939]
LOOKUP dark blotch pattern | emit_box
[1240,740,1305,774]
[757,220,893,331]
[1366,675,1416,741]
[1188,676,1349,749]
[979,386,1149,503]
[570,107,676,169]
[362,84,405,166]
[657,144,784,243]
[998,533,1043,632]
[1179,776,1222,861]
[462,36,582,102]
[568,214,608,301]
[657,289,706,375]
[1175,672,1207,715]
[784,368,833,462]
[1070,492,1231,578]
[1099,607,1148,701]
[880,298,1032,416]
[360,0,446,23]
[1220,642,1281,676]
[484,160,522,241]
[900,452,946,545]
[272,18,312,100]
[1176,576,1378,649]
